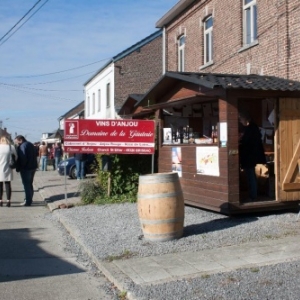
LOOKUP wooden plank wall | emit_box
[222,96,240,204]
[158,97,240,212]
[278,98,300,201]
[158,146,229,212]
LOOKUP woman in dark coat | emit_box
[239,111,266,201]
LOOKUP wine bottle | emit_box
[214,125,218,143]
[211,126,215,142]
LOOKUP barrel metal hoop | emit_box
[143,231,183,242]
[139,217,184,225]
[138,192,182,199]
[139,174,179,184]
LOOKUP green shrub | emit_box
[79,153,154,205]
[79,179,105,204]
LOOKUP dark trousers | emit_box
[245,167,257,200]
[20,169,36,205]
[75,160,86,179]
[0,181,11,200]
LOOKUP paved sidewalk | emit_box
[111,235,300,285]
[33,171,300,299]
[34,170,82,211]
[0,172,116,300]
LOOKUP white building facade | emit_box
[84,62,116,120]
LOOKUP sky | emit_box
[0,0,178,142]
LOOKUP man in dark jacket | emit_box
[239,111,266,201]
[14,135,38,206]
[54,142,63,169]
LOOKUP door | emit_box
[278,98,300,201]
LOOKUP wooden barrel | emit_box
[137,172,184,242]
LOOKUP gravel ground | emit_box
[52,203,300,300]
[130,260,300,300]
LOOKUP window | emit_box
[98,89,101,112]
[106,83,110,108]
[204,16,213,64]
[87,96,90,117]
[243,0,257,45]
[92,93,95,114]
[178,35,185,72]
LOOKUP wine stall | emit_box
[120,72,300,214]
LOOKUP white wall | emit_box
[84,63,116,120]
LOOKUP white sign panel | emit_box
[196,146,219,176]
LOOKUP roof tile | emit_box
[169,72,300,91]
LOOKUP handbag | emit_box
[9,145,17,169]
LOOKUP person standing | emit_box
[14,135,37,206]
[39,141,48,171]
[239,111,266,201]
[0,136,18,207]
[34,142,40,170]
[74,153,87,180]
[50,144,56,170]
[54,142,63,170]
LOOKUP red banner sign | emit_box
[64,119,155,154]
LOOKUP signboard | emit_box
[64,119,155,154]
[196,146,219,176]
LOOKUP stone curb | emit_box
[56,214,137,300]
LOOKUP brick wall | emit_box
[165,0,300,81]
[114,35,163,110]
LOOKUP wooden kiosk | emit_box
[120,72,300,214]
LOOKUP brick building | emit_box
[124,0,300,214]
[157,0,300,80]
[114,31,163,113]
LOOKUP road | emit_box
[0,172,121,300]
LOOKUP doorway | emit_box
[238,98,276,203]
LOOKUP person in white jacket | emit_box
[0,136,18,207]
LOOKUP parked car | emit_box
[57,154,97,179]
